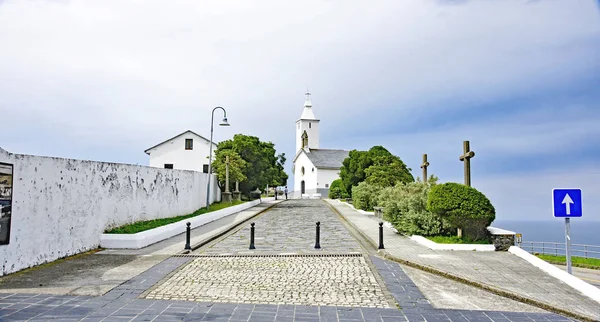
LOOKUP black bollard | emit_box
[315,221,321,249]
[378,222,385,249]
[184,222,191,250]
[249,222,256,250]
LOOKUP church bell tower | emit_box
[296,91,320,153]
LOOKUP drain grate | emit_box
[172,253,364,258]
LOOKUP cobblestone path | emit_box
[145,200,392,308]
[200,199,362,254]
[145,255,393,308]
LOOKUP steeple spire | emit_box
[300,89,316,120]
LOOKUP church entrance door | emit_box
[301,181,305,194]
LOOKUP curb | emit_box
[178,200,284,254]
[324,199,598,322]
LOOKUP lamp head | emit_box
[219,117,230,126]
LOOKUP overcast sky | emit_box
[1,0,600,222]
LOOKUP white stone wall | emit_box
[147,132,216,172]
[0,147,220,276]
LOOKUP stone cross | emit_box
[225,155,230,193]
[459,140,475,186]
[420,154,429,183]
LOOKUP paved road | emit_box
[554,264,600,288]
[0,199,579,321]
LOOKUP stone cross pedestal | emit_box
[232,181,241,201]
[221,155,232,203]
[420,154,429,183]
[459,141,475,187]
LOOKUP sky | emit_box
[1,0,600,223]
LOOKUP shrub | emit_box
[427,183,495,240]
[328,179,346,199]
[381,181,453,236]
[351,182,382,211]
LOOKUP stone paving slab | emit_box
[0,256,576,321]
[200,199,362,254]
[325,199,600,321]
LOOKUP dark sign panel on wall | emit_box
[0,163,13,245]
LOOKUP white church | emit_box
[291,93,350,198]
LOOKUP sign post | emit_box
[552,188,582,275]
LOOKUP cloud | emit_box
[0,0,599,220]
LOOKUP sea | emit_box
[494,220,600,246]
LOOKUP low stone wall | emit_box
[487,226,516,251]
[0,147,220,276]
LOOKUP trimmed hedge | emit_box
[427,183,495,240]
[328,179,348,199]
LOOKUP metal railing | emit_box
[520,241,600,260]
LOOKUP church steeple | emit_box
[296,90,320,153]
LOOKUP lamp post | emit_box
[206,107,230,210]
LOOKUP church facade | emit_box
[291,93,350,198]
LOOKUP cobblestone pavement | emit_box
[199,199,362,254]
[0,256,576,321]
[144,255,394,308]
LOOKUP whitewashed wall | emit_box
[147,132,216,172]
[295,119,320,152]
[316,168,341,195]
[0,147,220,276]
[293,152,318,195]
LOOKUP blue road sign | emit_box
[552,189,582,218]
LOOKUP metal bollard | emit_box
[184,222,191,250]
[315,221,321,249]
[378,222,385,249]
[249,222,256,250]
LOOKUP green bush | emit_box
[328,179,346,199]
[351,182,382,211]
[427,183,495,240]
[380,182,453,236]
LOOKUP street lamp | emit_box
[206,106,230,210]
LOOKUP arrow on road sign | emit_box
[562,193,574,215]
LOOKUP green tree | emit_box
[211,150,247,191]
[340,146,413,195]
[427,183,496,240]
[213,134,288,197]
[365,154,414,187]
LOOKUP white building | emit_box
[144,130,217,172]
[291,92,350,197]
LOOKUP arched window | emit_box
[301,166,305,176]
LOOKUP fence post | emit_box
[315,222,321,249]
[378,222,384,249]
[585,245,588,258]
[184,222,191,250]
[249,222,256,250]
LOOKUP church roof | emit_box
[302,149,350,170]
[144,130,215,155]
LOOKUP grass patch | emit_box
[105,200,246,234]
[426,236,491,244]
[535,254,600,270]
